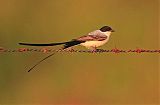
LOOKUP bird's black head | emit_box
[100,26,115,32]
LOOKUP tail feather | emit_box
[19,40,84,48]
[20,40,84,72]
[63,40,84,49]
[19,42,67,46]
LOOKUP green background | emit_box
[0,0,159,104]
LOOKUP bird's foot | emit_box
[96,49,105,52]
[89,49,105,53]
[91,49,97,53]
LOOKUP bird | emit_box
[19,26,115,72]
[19,26,114,51]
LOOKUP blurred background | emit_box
[0,0,159,104]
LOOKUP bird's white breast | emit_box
[80,38,109,49]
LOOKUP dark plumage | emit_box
[100,26,114,32]
[19,40,84,49]
[63,40,84,49]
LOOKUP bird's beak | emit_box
[111,30,115,32]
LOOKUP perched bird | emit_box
[19,26,114,50]
[19,26,115,72]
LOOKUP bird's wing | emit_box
[76,35,107,41]
[76,30,107,41]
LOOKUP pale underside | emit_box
[80,38,109,49]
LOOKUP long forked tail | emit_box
[19,42,67,46]
[19,40,84,48]
[27,52,56,72]
[19,40,84,72]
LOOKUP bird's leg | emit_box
[89,46,105,53]
[90,46,97,53]
[96,48,105,52]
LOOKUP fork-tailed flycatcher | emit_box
[19,26,115,72]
